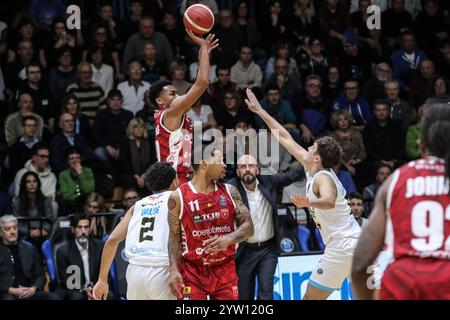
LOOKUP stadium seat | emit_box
[314,228,325,251]
[102,234,126,300]
[41,239,57,290]
[297,225,311,252]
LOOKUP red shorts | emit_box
[179,258,239,300]
[380,257,450,300]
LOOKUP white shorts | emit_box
[126,264,176,300]
[309,237,358,292]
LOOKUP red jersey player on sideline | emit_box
[149,30,218,185]
[167,149,254,300]
[352,104,450,300]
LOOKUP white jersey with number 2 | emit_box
[125,191,171,267]
[306,169,361,245]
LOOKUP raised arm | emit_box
[204,184,254,255]
[291,174,337,210]
[93,206,133,300]
[351,174,391,300]
[167,190,185,298]
[164,31,219,130]
[244,88,308,166]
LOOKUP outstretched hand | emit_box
[186,30,219,54]
[291,194,311,208]
[244,88,263,114]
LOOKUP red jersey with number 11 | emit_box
[177,181,237,266]
[154,109,192,185]
[386,156,450,260]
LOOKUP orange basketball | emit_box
[183,4,215,36]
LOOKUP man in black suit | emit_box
[55,213,105,300]
[227,154,304,300]
[0,215,60,300]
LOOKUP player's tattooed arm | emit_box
[228,184,254,243]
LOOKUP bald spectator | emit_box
[5,92,44,146]
[409,60,435,108]
[122,16,173,70]
[117,60,150,115]
[66,62,105,122]
[231,47,263,91]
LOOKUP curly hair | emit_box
[144,162,176,192]
[329,109,353,130]
[315,136,343,168]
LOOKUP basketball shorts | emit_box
[309,237,358,292]
[380,257,450,300]
[179,258,239,300]
[126,264,176,300]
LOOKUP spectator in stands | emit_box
[136,89,156,139]
[117,60,150,115]
[123,0,143,37]
[390,29,428,92]
[409,59,435,108]
[425,75,450,107]
[66,62,105,122]
[228,154,304,300]
[27,0,65,31]
[95,2,124,47]
[339,28,373,83]
[265,39,300,80]
[13,172,55,244]
[329,109,366,177]
[233,0,260,49]
[8,115,41,175]
[317,0,350,56]
[5,91,44,146]
[291,0,319,46]
[298,36,329,83]
[332,79,373,129]
[55,213,104,300]
[17,63,52,123]
[231,46,263,91]
[212,9,244,67]
[88,47,114,99]
[259,1,290,54]
[48,47,77,113]
[214,89,255,132]
[0,215,60,300]
[434,39,450,78]
[93,89,133,166]
[114,188,140,212]
[187,97,218,142]
[158,11,185,59]
[50,112,96,173]
[59,147,95,214]
[4,40,34,95]
[53,94,91,141]
[361,63,392,106]
[118,118,156,193]
[123,16,173,70]
[384,79,414,132]
[381,0,414,52]
[363,99,404,171]
[140,42,168,84]
[206,66,238,112]
[348,192,367,226]
[264,57,303,105]
[13,143,56,200]
[6,18,41,65]
[405,104,427,160]
[189,56,217,83]
[322,64,343,102]
[82,24,123,82]
[293,75,330,146]
[414,0,448,55]
[256,84,300,144]
[83,192,108,238]
[362,163,392,215]
[169,60,191,95]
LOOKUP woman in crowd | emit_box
[84,192,108,239]
[425,75,450,107]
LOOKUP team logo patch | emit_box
[220,208,229,219]
[232,286,239,298]
[195,248,203,255]
[280,238,295,253]
[193,214,202,223]
[183,286,191,295]
[317,268,323,275]
[219,195,227,207]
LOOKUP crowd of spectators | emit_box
[0,0,449,300]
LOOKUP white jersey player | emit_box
[93,163,178,300]
[244,88,360,299]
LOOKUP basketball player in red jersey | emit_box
[150,30,219,185]
[167,148,254,300]
[352,104,450,300]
